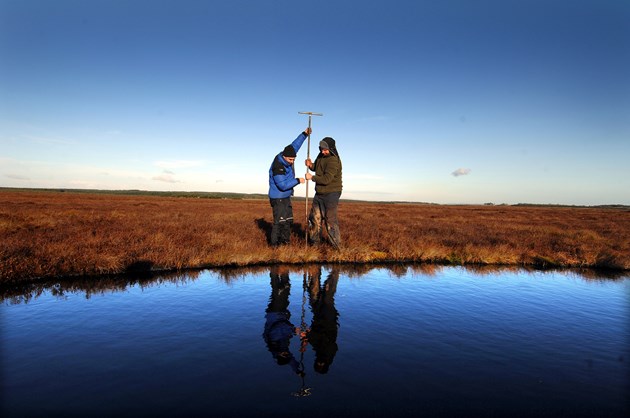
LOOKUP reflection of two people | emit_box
[263,265,340,376]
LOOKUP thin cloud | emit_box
[154,160,204,169]
[452,168,471,177]
[5,174,30,180]
[152,170,180,183]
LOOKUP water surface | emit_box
[2,265,628,417]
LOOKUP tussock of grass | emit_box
[1,190,629,283]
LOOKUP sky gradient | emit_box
[1,0,629,205]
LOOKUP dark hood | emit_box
[319,137,339,158]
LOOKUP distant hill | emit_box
[1,187,627,209]
[0,187,268,200]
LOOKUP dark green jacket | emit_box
[312,154,343,194]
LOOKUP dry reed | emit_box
[1,190,628,283]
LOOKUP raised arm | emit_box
[290,128,311,154]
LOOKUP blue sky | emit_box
[1,0,628,205]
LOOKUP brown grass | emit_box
[1,190,629,283]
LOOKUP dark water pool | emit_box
[1,265,628,417]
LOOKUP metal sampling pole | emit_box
[298,111,323,246]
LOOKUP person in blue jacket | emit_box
[268,127,311,246]
[263,266,302,374]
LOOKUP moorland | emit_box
[1,189,629,283]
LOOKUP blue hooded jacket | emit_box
[268,132,307,199]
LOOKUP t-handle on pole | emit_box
[298,111,323,247]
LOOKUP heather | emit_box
[1,190,628,283]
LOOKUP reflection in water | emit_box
[263,265,341,396]
[2,264,626,305]
[2,263,628,417]
[263,266,300,373]
[0,270,203,305]
[306,266,339,375]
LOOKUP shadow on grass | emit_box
[255,218,307,245]
[125,260,155,273]
[255,218,273,244]
[292,222,307,244]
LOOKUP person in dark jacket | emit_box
[306,266,340,374]
[268,127,310,246]
[305,137,342,248]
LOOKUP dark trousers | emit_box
[308,191,341,248]
[270,198,293,246]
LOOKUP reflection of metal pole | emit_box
[291,271,312,397]
[298,111,322,247]
[291,374,311,397]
